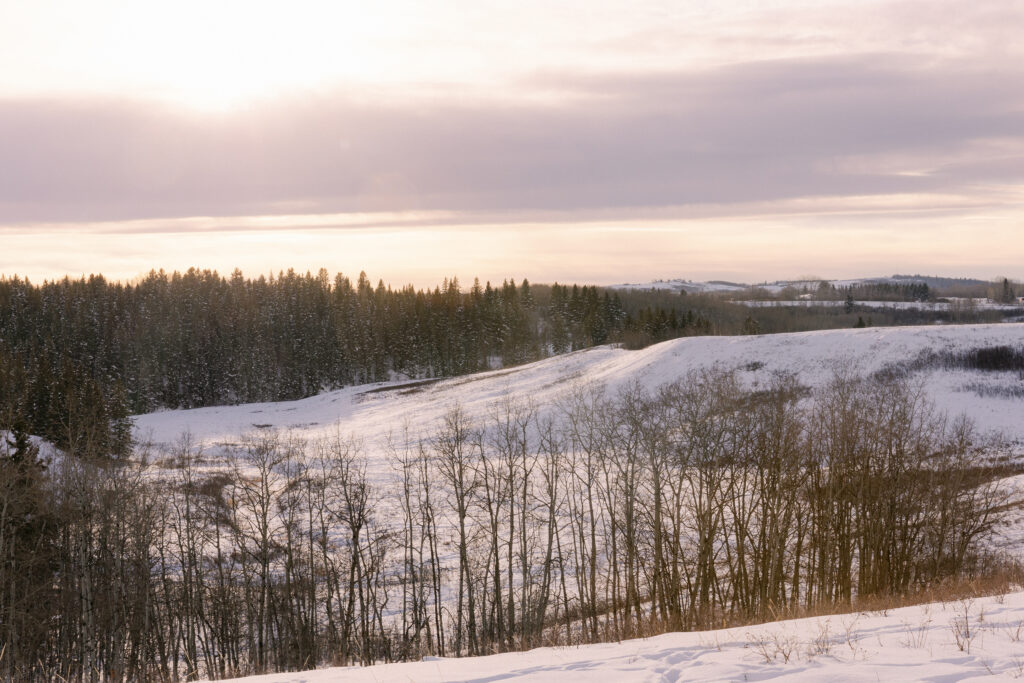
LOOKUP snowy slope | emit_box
[740,299,1024,311]
[204,590,1024,682]
[610,278,748,293]
[133,323,1024,453]
[608,275,972,295]
[136,324,1024,683]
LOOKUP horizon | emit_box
[0,264,1015,291]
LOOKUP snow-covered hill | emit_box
[608,275,990,295]
[610,278,748,293]
[134,323,1024,453]
[133,324,1024,683]
[739,299,1024,312]
[204,590,1024,682]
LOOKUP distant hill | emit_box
[888,274,989,289]
[611,274,993,294]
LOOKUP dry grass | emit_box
[539,562,1024,649]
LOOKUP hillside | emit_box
[12,320,1022,682]
[135,323,1024,453]
[610,275,995,295]
[135,322,1024,570]
[203,590,1024,682]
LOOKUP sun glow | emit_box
[106,1,426,110]
[9,0,990,112]
[3,0,450,111]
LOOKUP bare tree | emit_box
[433,404,481,656]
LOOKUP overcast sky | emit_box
[2,0,1022,285]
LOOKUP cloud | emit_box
[1,53,1022,226]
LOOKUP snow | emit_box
[0,430,64,467]
[203,590,1024,682]
[739,299,1024,312]
[128,323,1024,683]
[131,323,1024,566]
[609,277,1010,302]
[608,276,935,295]
[609,279,748,293]
[133,323,1024,454]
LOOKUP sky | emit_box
[1,0,1023,287]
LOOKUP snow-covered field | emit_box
[610,278,749,293]
[609,276,944,295]
[133,322,1024,555]
[205,590,1024,682]
[739,299,1024,312]
[131,323,1024,682]
[134,323,1024,455]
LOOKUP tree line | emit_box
[787,281,932,302]
[0,370,1007,680]
[0,269,717,453]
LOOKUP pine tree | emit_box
[1001,278,1015,304]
